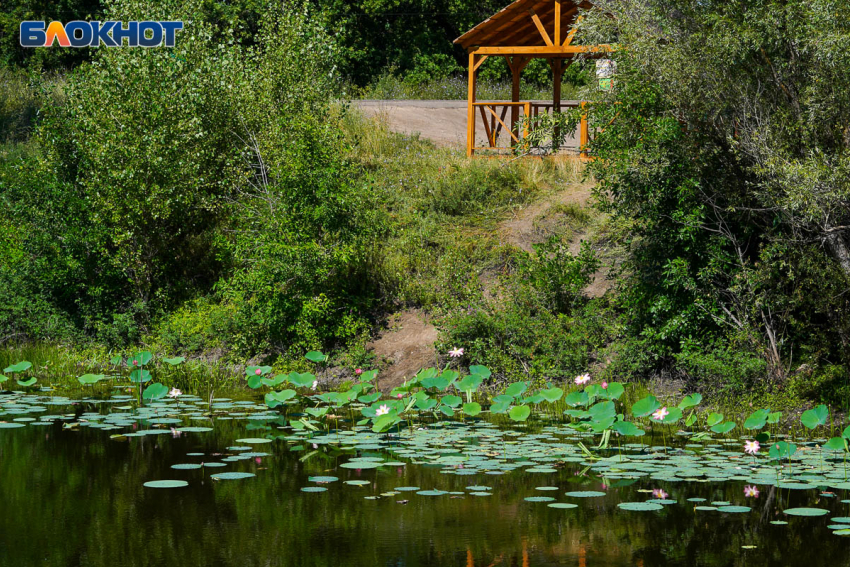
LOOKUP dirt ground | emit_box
[354,100,581,150]
[367,310,439,391]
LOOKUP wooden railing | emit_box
[470,100,589,156]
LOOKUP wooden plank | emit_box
[471,45,610,55]
[528,9,553,46]
[551,58,562,149]
[554,1,562,46]
[472,54,489,72]
[467,53,476,157]
[479,106,494,147]
[579,100,588,157]
[484,105,520,143]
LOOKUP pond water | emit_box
[1,390,849,567]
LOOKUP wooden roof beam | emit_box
[529,8,553,46]
[470,44,611,56]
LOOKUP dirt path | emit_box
[497,182,613,298]
[354,100,581,150]
[367,310,439,392]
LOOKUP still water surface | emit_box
[0,394,848,567]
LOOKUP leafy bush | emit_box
[520,238,600,312]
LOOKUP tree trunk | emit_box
[826,230,850,280]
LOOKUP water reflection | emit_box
[0,410,848,566]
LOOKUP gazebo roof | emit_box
[454,0,596,51]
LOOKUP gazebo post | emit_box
[467,53,476,157]
[510,57,521,140]
[551,58,563,150]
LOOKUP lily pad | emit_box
[144,480,188,488]
[783,507,829,517]
[618,502,663,511]
[211,472,256,480]
[565,491,606,498]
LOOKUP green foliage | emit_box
[520,238,600,313]
[583,0,850,384]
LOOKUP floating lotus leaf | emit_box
[235,438,272,444]
[144,480,188,488]
[784,507,829,516]
[308,476,338,483]
[416,490,447,496]
[565,491,606,498]
[394,486,420,491]
[212,472,256,480]
[171,464,202,470]
[340,461,382,469]
[301,486,327,492]
[344,480,370,486]
[548,503,578,509]
[618,502,663,511]
[524,496,555,502]
[717,506,751,513]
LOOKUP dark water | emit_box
[1,408,849,567]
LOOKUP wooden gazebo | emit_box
[454,0,608,157]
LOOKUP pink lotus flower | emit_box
[168,388,182,398]
[652,407,669,421]
[133,359,138,366]
[396,393,403,399]
[255,457,262,464]
[254,368,262,375]
[170,428,181,438]
[744,485,760,498]
[574,373,591,385]
[601,381,608,389]
[652,488,668,500]
[448,347,464,358]
[376,404,390,416]
[744,440,760,455]
[355,368,363,376]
